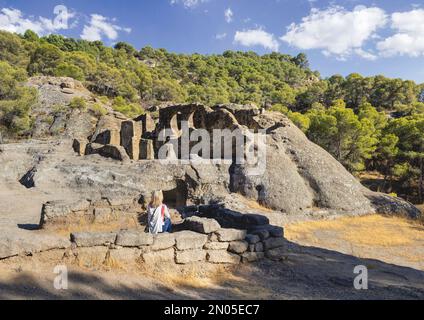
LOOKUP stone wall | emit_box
[69,216,286,265]
[40,195,141,228]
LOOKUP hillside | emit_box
[0,29,423,203]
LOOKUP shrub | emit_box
[90,103,107,117]
[69,97,87,110]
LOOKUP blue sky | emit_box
[0,0,424,83]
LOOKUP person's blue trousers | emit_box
[162,218,172,233]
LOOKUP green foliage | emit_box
[54,62,85,80]
[90,103,107,117]
[306,99,379,171]
[28,43,64,76]
[112,96,143,118]
[0,61,37,135]
[69,97,87,110]
[0,29,424,201]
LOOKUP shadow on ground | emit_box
[0,241,423,300]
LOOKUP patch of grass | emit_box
[52,214,141,237]
[89,103,107,117]
[69,97,87,110]
[286,214,424,247]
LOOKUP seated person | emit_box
[147,190,172,234]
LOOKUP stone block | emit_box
[241,252,264,263]
[206,250,241,264]
[263,237,286,251]
[242,214,269,227]
[250,225,284,238]
[175,249,206,264]
[255,242,264,252]
[71,232,117,247]
[215,228,246,242]
[250,229,270,241]
[116,230,154,247]
[108,248,141,262]
[228,241,249,254]
[203,242,229,250]
[74,246,108,265]
[245,234,260,244]
[151,233,175,251]
[174,231,208,251]
[141,248,175,264]
[183,216,221,234]
[265,247,286,261]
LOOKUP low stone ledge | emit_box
[206,250,241,264]
[215,228,246,242]
[71,232,117,247]
[115,230,154,247]
[174,231,208,251]
[228,241,249,254]
[175,249,206,264]
[40,199,91,226]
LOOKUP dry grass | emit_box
[51,214,141,237]
[286,214,424,247]
[242,198,274,213]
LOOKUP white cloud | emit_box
[234,28,279,51]
[281,5,387,60]
[170,0,208,9]
[225,8,233,23]
[215,33,227,40]
[0,7,74,35]
[377,9,424,57]
[81,14,131,41]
